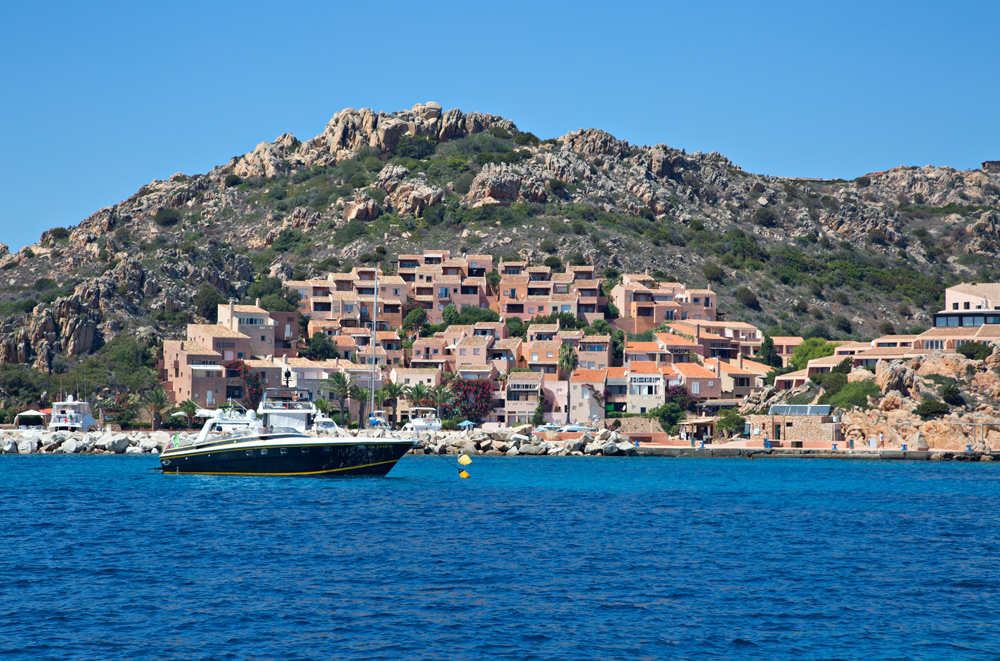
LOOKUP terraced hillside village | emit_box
[1,101,999,407]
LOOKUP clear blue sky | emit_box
[2,1,998,252]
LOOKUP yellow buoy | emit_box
[458,454,472,466]
[459,470,470,479]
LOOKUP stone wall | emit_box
[746,414,840,447]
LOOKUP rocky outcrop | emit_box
[341,194,380,221]
[375,170,444,217]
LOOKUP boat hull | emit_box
[158,437,414,477]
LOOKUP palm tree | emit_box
[430,384,454,420]
[172,398,199,428]
[558,342,579,375]
[314,398,331,415]
[141,388,172,431]
[352,386,371,425]
[379,382,404,427]
[404,382,431,423]
[320,372,355,426]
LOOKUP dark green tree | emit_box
[757,335,783,368]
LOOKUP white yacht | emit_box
[49,395,98,433]
[158,406,414,477]
[403,406,442,433]
[256,387,320,431]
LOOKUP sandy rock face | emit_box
[875,360,915,395]
[341,194,379,221]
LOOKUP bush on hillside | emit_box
[702,263,724,283]
[957,342,992,361]
[154,208,181,227]
[224,174,242,187]
[915,400,949,420]
[396,135,436,160]
[735,287,760,310]
[823,380,880,410]
[752,207,778,227]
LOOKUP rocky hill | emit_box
[3,101,1000,382]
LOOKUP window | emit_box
[460,349,467,355]
[532,353,538,361]
[964,301,971,310]
[237,353,245,359]
[708,381,714,387]
[693,297,700,304]
[393,288,400,295]
[344,304,354,312]
[953,302,959,310]
[405,378,411,384]
[473,348,480,355]
[538,305,545,312]
[561,305,570,313]
[546,352,553,358]
[691,382,700,394]
[528,307,535,314]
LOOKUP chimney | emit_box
[255,297,261,308]
[738,353,744,369]
[714,359,721,377]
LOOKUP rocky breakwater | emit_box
[389,424,638,457]
[0,429,184,455]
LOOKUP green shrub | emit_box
[267,187,286,200]
[194,283,226,322]
[49,227,70,240]
[333,219,367,247]
[272,229,307,253]
[540,239,557,253]
[735,287,760,310]
[454,173,474,194]
[914,400,949,419]
[543,256,563,271]
[877,322,896,335]
[154,208,181,227]
[941,383,964,406]
[752,207,778,227]
[702,263,724,282]
[824,380,880,410]
[830,315,852,334]
[224,174,242,187]
[514,131,540,146]
[956,342,992,361]
[548,179,567,197]
[348,172,370,189]
[395,135,436,159]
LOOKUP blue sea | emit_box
[2,454,999,660]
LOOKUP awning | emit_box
[192,365,224,371]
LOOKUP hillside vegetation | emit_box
[2,102,999,407]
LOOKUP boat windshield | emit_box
[261,389,314,410]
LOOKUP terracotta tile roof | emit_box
[190,324,249,339]
[463,277,487,286]
[548,293,579,302]
[855,347,913,358]
[529,324,561,332]
[392,367,441,375]
[626,342,662,352]
[506,371,544,380]
[445,325,475,333]
[606,367,628,379]
[316,359,360,369]
[435,275,463,284]
[457,336,490,347]
[242,359,276,368]
[558,330,583,338]
[466,254,492,260]
[308,319,342,328]
[686,288,715,295]
[231,304,267,313]
[282,357,324,368]
[332,336,358,346]
[628,362,664,375]
[474,321,504,328]
[330,273,359,280]
[185,348,222,357]
[769,336,805,344]
[975,325,1000,338]
[551,273,575,282]
[501,275,530,284]
[949,283,1000,301]
[736,358,773,374]
[654,333,700,347]
[527,340,562,351]
[379,275,406,284]
[668,362,716,378]
[356,346,387,355]
[704,358,756,376]
[774,368,810,380]
[571,369,608,382]
[919,327,981,338]
[493,338,521,351]
[580,335,610,342]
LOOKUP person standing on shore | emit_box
[878,432,885,449]
[763,430,770,448]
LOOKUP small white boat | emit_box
[49,395,98,433]
[369,410,392,430]
[313,412,341,432]
[403,406,442,433]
